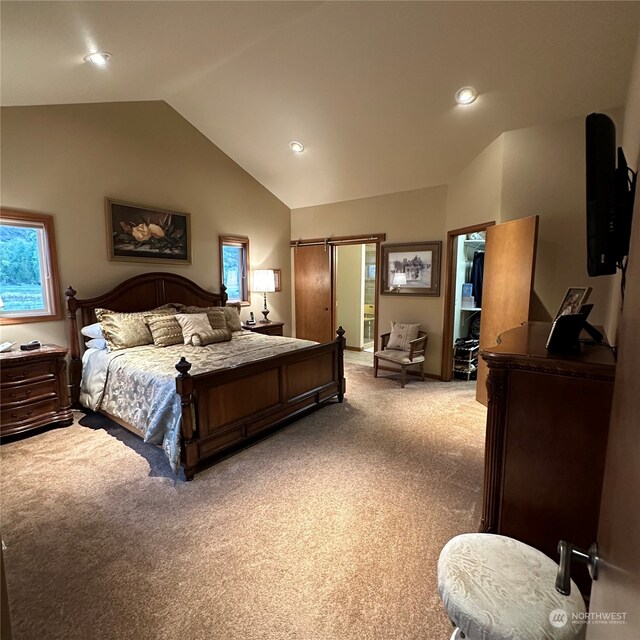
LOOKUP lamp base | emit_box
[260,309,271,323]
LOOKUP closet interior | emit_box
[451,230,486,380]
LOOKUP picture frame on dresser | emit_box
[105,198,191,265]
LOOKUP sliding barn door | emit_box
[294,245,334,342]
[477,215,539,405]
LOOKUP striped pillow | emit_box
[145,314,183,348]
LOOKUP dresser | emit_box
[479,322,615,595]
[0,344,73,438]
[241,321,285,336]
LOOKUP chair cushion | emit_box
[438,534,586,640]
[375,349,424,365]
[387,321,420,350]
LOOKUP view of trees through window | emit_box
[0,223,45,312]
[219,235,249,303]
[222,245,242,300]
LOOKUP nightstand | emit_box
[0,344,73,438]
[242,321,285,336]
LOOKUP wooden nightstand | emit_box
[0,344,73,438]
[241,321,285,336]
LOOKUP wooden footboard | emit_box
[176,327,346,480]
[66,272,346,480]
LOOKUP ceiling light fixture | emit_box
[289,141,305,154]
[84,52,112,66]
[455,86,478,105]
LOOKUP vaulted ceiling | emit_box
[2,1,639,208]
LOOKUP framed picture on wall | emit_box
[381,241,442,296]
[105,198,191,264]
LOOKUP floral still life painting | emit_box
[106,198,191,264]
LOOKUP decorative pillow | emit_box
[192,328,232,346]
[184,306,240,332]
[96,307,175,352]
[158,302,188,313]
[175,313,216,346]
[387,321,420,351]
[86,338,108,350]
[81,323,104,339]
[145,314,183,348]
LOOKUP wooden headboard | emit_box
[65,272,228,404]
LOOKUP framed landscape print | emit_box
[381,241,442,296]
[105,198,191,264]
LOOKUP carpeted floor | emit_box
[0,361,485,640]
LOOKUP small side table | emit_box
[0,344,73,438]
[241,321,285,336]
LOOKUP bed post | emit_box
[220,283,228,306]
[65,286,82,407]
[176,357,198,481]
[336,325,346,402]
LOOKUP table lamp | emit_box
[253,269,276,323]
[392,272,407,291]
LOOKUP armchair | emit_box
[374,329,428,388]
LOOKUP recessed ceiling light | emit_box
[84,52,111,66]
[455,86,478,105]
[289,141,305,154]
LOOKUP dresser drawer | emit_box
[0,378,57,407]
[1,397,60,426]
[1,360,55,384]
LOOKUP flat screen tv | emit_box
[586,113,637,276]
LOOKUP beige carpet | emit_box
[0,362,485,640]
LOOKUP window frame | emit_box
[219,235,250,305]
[0,208,63,325]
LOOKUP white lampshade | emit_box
[392,272,407,286]
[253,269,276,293]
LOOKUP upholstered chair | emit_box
[374,323,428,388]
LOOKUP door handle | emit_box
[556,540,599,595]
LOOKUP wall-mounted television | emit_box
[586,113,637,277]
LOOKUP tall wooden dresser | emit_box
[480,322,615,594]
[0,344,73,438]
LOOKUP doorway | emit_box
[441,217,539,405]
[441,222,494,383]
[292,234,385,353]
[335,243,378,354]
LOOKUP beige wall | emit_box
[0,101,291,346]
[500,113,621,331]
[606,31,640,342]
[292,185,448,375]
[446,135,504,232]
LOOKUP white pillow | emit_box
[387,321,420,351]
[86,338,108,350]
[175,313,215,346]
[81,323,104,339]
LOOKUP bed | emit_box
[66,272,345,480]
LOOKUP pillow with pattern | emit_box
[145,314,183,348]
[184,306,241,332]
[96,307,176,351]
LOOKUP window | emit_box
[0,209,63,324]
[219,235,250,304]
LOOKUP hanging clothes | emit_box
[470,250,485,308]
